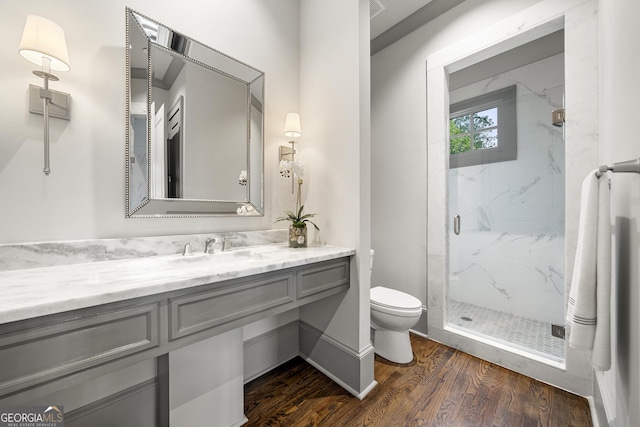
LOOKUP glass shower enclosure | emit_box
[446,38,566,363]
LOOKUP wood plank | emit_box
[244,335,592,427]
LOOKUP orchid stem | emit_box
[296,178,303,214]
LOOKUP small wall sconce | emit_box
[19,14,71,175]
[280,113,301,193]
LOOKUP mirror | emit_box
[126,8,264,217]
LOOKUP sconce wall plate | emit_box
[279,145,296,162]
[28,84,70,120]
[282,112,301,193]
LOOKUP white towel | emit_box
[566,170,611,371]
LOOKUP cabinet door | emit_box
[0,303,159,398]
[297,259,350,301]
[169,273,294,340]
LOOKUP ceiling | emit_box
[369,0,467,55]
[370,0,433,39]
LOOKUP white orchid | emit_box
[276,158,318,247]
[290,160,305,178]
[279,160,305,179]
[279,160,291,178]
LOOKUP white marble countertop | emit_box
[0,244,355,325]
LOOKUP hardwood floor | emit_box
[244,334,592,426]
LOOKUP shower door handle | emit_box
[453,215,461,235]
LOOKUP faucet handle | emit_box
[221,237,236,252]
[183,242,193,256]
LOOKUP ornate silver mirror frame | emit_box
[125,8,264,217]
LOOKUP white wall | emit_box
[0,0,300,244]
[298,0,373,386]
[596,0,640,425]
[2,0,374,401]
[370,0,543,331]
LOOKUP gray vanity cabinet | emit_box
[0,257,350,409]
[169,272,295,340]
[0,303,160,398]
[297,258,351,300]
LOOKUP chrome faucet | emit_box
[204,238,218,254]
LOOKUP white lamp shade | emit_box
[283,113,302,138]
[19,14,70,72]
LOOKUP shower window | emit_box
[450,107,498,152]
[449,85,517,168]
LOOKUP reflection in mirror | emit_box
[126,9,264,217]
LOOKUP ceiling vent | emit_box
[370,0,386,19]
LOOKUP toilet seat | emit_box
[371,286,422,309]
[370,286,422,316]
[371,302,422,318]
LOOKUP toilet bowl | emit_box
[370,286,422,364]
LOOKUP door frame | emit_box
[426,0,597,395]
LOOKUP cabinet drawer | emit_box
[297,259,350,300]
[169,273,294,340]
[0,303,159,397]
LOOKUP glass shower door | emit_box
[446,51,566,362]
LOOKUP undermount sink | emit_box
[166,248,277,266]
[167,253,217,264]
[230,249,278,260]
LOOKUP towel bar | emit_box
[595,158,640,178]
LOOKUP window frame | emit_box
[449,85,517,168]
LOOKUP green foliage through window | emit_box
[449,86,517,168]
[450,108,498,155]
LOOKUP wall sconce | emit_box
[280,113,301,193]
[19,14,71,175]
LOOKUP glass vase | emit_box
[289,224,307,248]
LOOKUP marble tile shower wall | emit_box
[0,229,287,272]
[448,54,566,325]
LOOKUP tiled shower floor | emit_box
[447,299,566,362]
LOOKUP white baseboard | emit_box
[587,396,600,427]
[410,328,428,339]
[593,370,616,427]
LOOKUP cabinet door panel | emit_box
[0,303,159,397]
[297,259,350,300]
[170,273,294,340]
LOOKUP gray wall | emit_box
[297,0,374,396]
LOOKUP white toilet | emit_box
[369,251,422,364]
